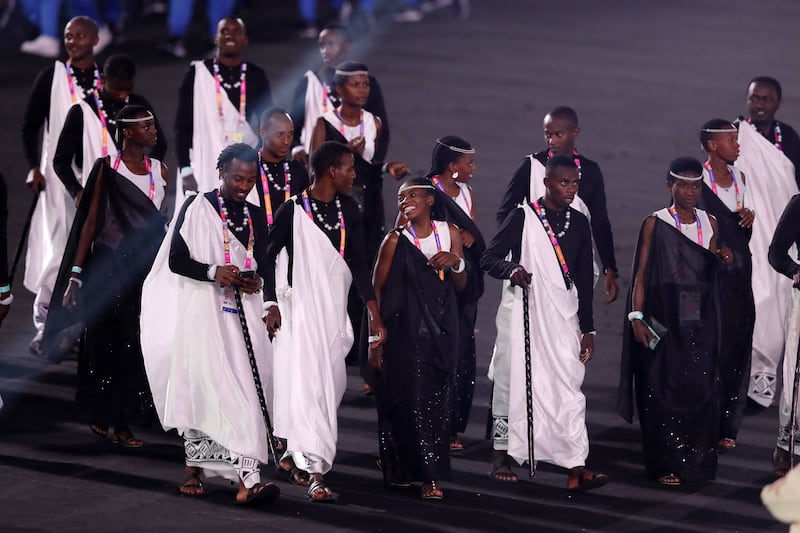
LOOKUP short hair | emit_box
[547,106,579,128]
[666,156,703,183]
[699,118,736,152]
[321,23,352,43]
[747,76,782,100]
[427,135,474,178]
[332,61,369,88]
[259,107,292,129]
[103,54,136,81]
[216,143,258,171]
[115,105,153,144]
[545,154,579,176]
[310,141,353,178]
[65,16,98,35]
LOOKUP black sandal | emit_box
[279,459,311,486]
[773,447,791,478]
[568,468,609,491]
[235,482,280,505]
[179,473,204,496]
[488,462,519,482]
[307,479,335,502]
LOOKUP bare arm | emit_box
[310,117,327,155]
[630,217,655,347]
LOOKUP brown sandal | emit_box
[421,481,443,500]
[567,468,609,491]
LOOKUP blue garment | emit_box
[168,0,235,39]
[299,0,375,23]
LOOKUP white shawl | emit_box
[140,194,273,463]
[300,70,329,153]
[272,204,354,474]
[507,204,589,469]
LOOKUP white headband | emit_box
[118,112,154,123]
[436,139,475,154]
[334,69,369,77]
[399,184,435,193]
[669,170,703,181]
[701,127,736,133]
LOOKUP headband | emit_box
[118,111,154,123]
[701,127,736,133]
[399,183,436,193]
[436,139,475,154]
[334,69,369,77]
[669,170,703,181]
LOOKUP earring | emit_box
[452,171,459,179]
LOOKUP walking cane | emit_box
[790,329,800,468]
[8,193,39,283]
[233,288,279,467]
[522,286,535,478]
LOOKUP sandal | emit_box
[719,438,736,450]
[179,472,204,496]
[111,430,143,448]
[450,438,464,455]
[488,462,519,482]
[657,474,682,486]
[307,479,335,502]
[235,482,280,505]
[278,458,312,486]
[421,481,443,500]
[567,468,609,491]
[89,424,108,439]
[773,447,791,478]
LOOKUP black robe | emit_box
[43,159,166,425]
[697,184,754,440]
[618,218,721,485]
[374,231,459,483]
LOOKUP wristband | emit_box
[179,166,194,179]
[508,265,524,280]
[627,311,644,322]
[207,265,218,281]
[0,293,13,306]
[0,284,10,293]
[290,146,305,158]
[380,163,389,175]
[263,301,278,312]
[71,265,83,275]
[452,257,466,274]
[68,277,83,288]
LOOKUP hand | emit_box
[368,344,383,370]
[214,265,240,287]
[385,161,410,180]
[368,313,387,350]
[603,271,619,303]
[293,149,309,168]
[716,247,734,265]
[429,251,461,270]
[237,273,262,294]
[0,292,10,322]
[738,208,755,228]
[74,189,83,208]
[63,278,80,310]
[347,136,366,156]
[182,173,199,194]
[461,229,475,248]
[28,168,46,193]
[579,333,594,364]
[793,270,800,290]
[266,305,281,335]
[631,319,654,349]
[509,266,532,290]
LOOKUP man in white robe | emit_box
[481,155,608,491]
[141,143,279,505]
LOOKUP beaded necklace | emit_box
[407,221,445,281]
[66,60,101,103]
[216,189,254,269]
[113,152,155,201]
[536,196,570,237]
[431,175,472,214]
[668,204,703,246]
[301,190,345,257]
[748,118,783,152]
[92,88,110,157]
[213,60,247,143]
[334,109,364,138]
[547,148,582,177]
[531,199,572,290]
[704,160,742,211]
[258,153,291,226]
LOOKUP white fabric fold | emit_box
[79,99,118,185]
[272,204,354,474]
[506,204,588,469]
[140,194,273,464]
[300,70,326,153]
[323,108,378,163]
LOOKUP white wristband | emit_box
[452,257,466,274]
[627,311,644,322]
[291,146,306,158]
[0,293,13,306]
[263,301,278,311]
[207,265,218,281]
[508,265,523,279]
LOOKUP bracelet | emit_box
[508,265,523,279]
[380,162,389,175]
[452,257,466,274]
[68,277,83,288]
[71,265,83,275]
[627,311,644,322]
[0,284,10,293]
[0,293,13,306]
[207,265,217,281]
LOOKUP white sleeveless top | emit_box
[115,157,166,209]
[403,220,452,260]
[323,108,378,163]
[702,166,747,212]
[452,182,473,218]
[653,207,713,250]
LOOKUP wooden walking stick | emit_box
[522,286,535,478]
[8,193,39,283]
[790,333,800,468]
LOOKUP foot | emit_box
[719,438,736,449]
[20,35,60,58]
[307,478,334,502]
[567,467,609,491]
[657,474,681,486]
[89,424,108,439]
[773,447,791,478]
[489,450,519,482]
[279,457,312,486]
[362,382,373,395]
[235,481,280,505]
[421,481,443,500]
[179,467,204,496]
[111,430,143,448]
[449,437,464,455]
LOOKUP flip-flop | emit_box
[449,439,464,455]
[235,483,280,505]
[568,469,609,492]
[487,463,519,483]
[89,424,108,439]
[421,482,444,500]
[657,474,682,486]
[111,432,143,448]
[179,473,204,496]
[307,479,335,502]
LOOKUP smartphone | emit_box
[239,270,255,279]
[640,317,667,350]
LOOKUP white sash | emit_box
[24,61,78,294]
[323,108,378,163]
[528,155,599,285]
[140,195,273,463]
[272,204,354,474]
[79,99,118,185]
[188,61,259,201]
[507,205,588,469]
[300,70,328,153]
[737,121,798,390]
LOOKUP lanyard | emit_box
[66,61,101,103]
[547,148,581,176]
[213,60,247,140]
[301,190,345,257]
[113,153,155,201]
[335,109,364,138]
[432,175,472,214]
[258,154,291,226]
[531,199,572,289]
[92,89,110,157]
[216,189,254,269]
[748,118,783,151]
[668,205,703,246]
[407,221,445,281]
[704,161,742,211]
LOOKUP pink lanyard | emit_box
[704,161,742,211]
[335,109,364,138]
[668,205,703,246]
[92,89,110,157]
[748,118,783,151]
[547,148,581,175]
[531,199,572,289]
[431,175,472,215]
[65,61,101,103]
[216,189,254,269]
[113,153,155,201]
[301,190,346,257]
[258,154,291,227]
[213,60,247,137]
[407,221,445,281]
